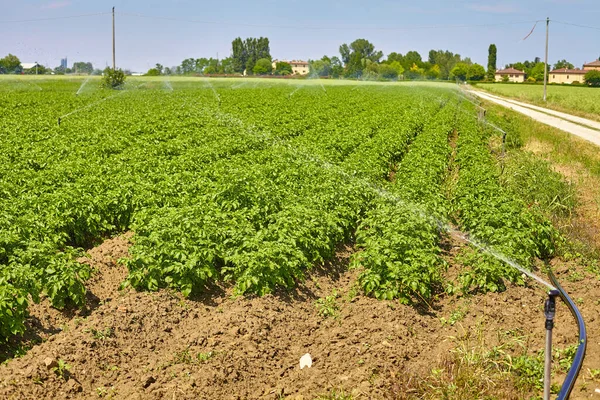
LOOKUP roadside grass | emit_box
[476,83,600,123]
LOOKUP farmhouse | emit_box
[20,62,41,72]
[495,68,525,83]
[272,59,309,75]
[583,60,600,71]
[549,68,586,84]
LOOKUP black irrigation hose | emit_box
[548,269,587,399]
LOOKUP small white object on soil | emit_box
[299,353,312,369]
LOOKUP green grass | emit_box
[477,83,600,122]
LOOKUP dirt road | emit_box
[468,89,600,147]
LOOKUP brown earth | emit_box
[1,233,599,399]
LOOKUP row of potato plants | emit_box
[452,110,557,292]
[352,101,456,303]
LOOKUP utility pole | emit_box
[112,7,116,70]
[543,17,549,102]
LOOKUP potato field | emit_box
[0,77,579,399]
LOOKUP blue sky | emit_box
[1,0,599,72]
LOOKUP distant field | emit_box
[477,83,600,121]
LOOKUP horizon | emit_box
[2,0,600,73]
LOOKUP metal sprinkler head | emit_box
[57,117,61,126]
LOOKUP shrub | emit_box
[101,67,126,89]
[253,58,273,75]
[584,70,600,87]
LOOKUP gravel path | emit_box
[467,89,600,147]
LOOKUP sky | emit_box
[1,0,599,72]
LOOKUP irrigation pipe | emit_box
[548,269,587,400]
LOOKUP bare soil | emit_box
[1,233,599,399]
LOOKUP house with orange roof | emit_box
[495,67,525,83]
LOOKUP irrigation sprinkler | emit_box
[543,289,559,400]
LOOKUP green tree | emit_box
[253,58,272,75]
[425,64,441,80]
[585,70,600,87]
[553,59,574,70]
[275,61,293,75]
[451,62,470,81]
[428,49,461,80]
[145,68,161,76]
[469,63,486,81]
[345,51,364,78]
[330,56,343,78]
[389,61,404,77]
[181,58,195,74]
[231,37,271,74]
[101,67,126,89]
[0,53,21,74]
[232,37,246,73]
[487,44,497,80]
[386,52,404,64]
[405,63,425,80]
[401,51,423,71]
[72,61,93,74]
[529,62,547,81]
[378,63,399,80]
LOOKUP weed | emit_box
[440,307,467,326]
[52,359,71,380]
[315,290,340,319]
[196,351,214,363]
[87,327,115,340]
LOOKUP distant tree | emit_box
[101,67,126,89]
[405,63,425,80]
[339,43,351,65]
[585,70,600,87]
[0,53,21,74]
[232,37,246,73]
[220,57,235,74]
[253,58,272,75]
[469,63,486,81]
[275,61,293,75]
[309,57,331,77]
[487,44,497,80]
[425,64,441,80]
[145,68,160,76]
[340,39,382,66]
[450,62,470,81]
[345,51,364,78]
[378,63,398,79]
[386,52,404,64]
[388,61,404,77]
[553,59,574,70]
[72,61,93,74]
[330,57,344,78]
[529,62,547,81]
[164,67,173,75]
[180,58,195,74]
[231,37,270,74]
[92,69,103,76]
[155,63,164,75]
[195,58,209,74]
[428,49,461,80]
[402,51,423,71]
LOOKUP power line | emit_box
[552,20,600,31]
[0,12,110,23]
[117,12,542,32]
